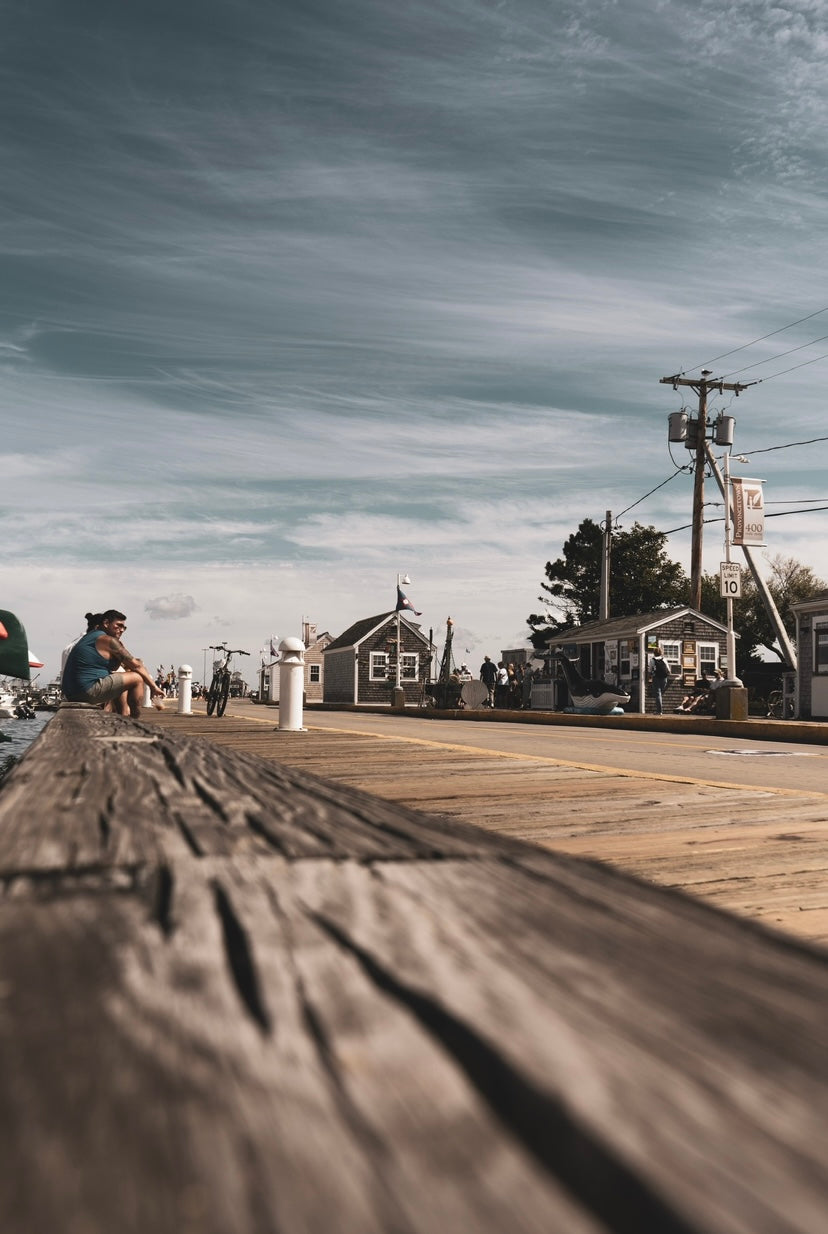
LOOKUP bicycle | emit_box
[205,644,250,716]
[766,689,794,719]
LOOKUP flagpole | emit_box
[395,572,410,690]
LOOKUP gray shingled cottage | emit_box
[322,612,435,705]
[544,607,731,714]
[791,592,828,719]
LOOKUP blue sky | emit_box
[4,0,828,683]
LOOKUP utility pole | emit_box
[703,443,797,670]
[599,510,611,621]
[660,371,750,609]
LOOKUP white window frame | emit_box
[308,663,321,683]
[697,642,718,676]
[400,652,419,681]
[814,620,828,675]
[619,639,631,678]
[370,652,389,680]
[660,640,681,673]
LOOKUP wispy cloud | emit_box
[3,0,828,678]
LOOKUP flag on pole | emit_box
[395,587,422,616]
[269,638,278,658]
[0,610,33,680]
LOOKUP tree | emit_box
[702,553,826,667]
[528,519,689,644]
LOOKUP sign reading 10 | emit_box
[719,563,742,598]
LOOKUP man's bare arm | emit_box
[99,636,162,693]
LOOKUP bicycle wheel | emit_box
[206,673,222,716]
[216,674,231,717]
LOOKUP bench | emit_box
[1,707,827,1232]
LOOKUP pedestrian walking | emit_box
[648,646,671,715]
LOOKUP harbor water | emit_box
[0,712,50,769]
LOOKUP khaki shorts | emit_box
[76,674,131,704]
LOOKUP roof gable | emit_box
[790,591,828,614]
[544,607,730,643]
[324,612,431,653]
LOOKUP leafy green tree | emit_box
[702,553,826,667]
[528,519,689,644]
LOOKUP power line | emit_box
[751,349,828,383]
[664,505,828,535]
[722,332,828,378]
[614,468,689,522]
[740,434,828,456]
[681,305,828,374]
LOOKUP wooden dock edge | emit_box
[0,707,826,1233]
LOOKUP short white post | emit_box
[143,683,152,708]
[278,637,305,731]
[177,664,193,715]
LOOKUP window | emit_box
[698,643,718,676]
[815,621,828,674]
[370,652,388,680]
[308,664,321,683]
[400,653,418,680]
[660,641,680,673]
[619,640,631,678]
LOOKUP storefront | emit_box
[543,607,730,714]
[792,593,828,719]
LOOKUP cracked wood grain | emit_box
[0,709,827,1233]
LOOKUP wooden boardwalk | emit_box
[148,707,828,948]
[3,707,828,1232]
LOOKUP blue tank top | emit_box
[62,629,114,696]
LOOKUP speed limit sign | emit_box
[720,562,742,597]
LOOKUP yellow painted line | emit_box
[220,710,826,799]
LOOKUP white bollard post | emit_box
[143,683,152,709]
[177,664,193,715]
[278,637,305,731]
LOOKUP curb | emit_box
[297,703,828,746]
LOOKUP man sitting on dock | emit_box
[61,610,165,718]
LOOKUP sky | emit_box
[4,0,828,686]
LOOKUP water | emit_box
[0,712,51,769]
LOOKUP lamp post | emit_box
[395,572,410,690]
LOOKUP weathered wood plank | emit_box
[1,709,828,1233]
[0,710,520,876]
[153,710,828,945]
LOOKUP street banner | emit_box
[731,477,765,546]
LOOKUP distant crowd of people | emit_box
[448,655,543,709]
[154,667,179,697]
